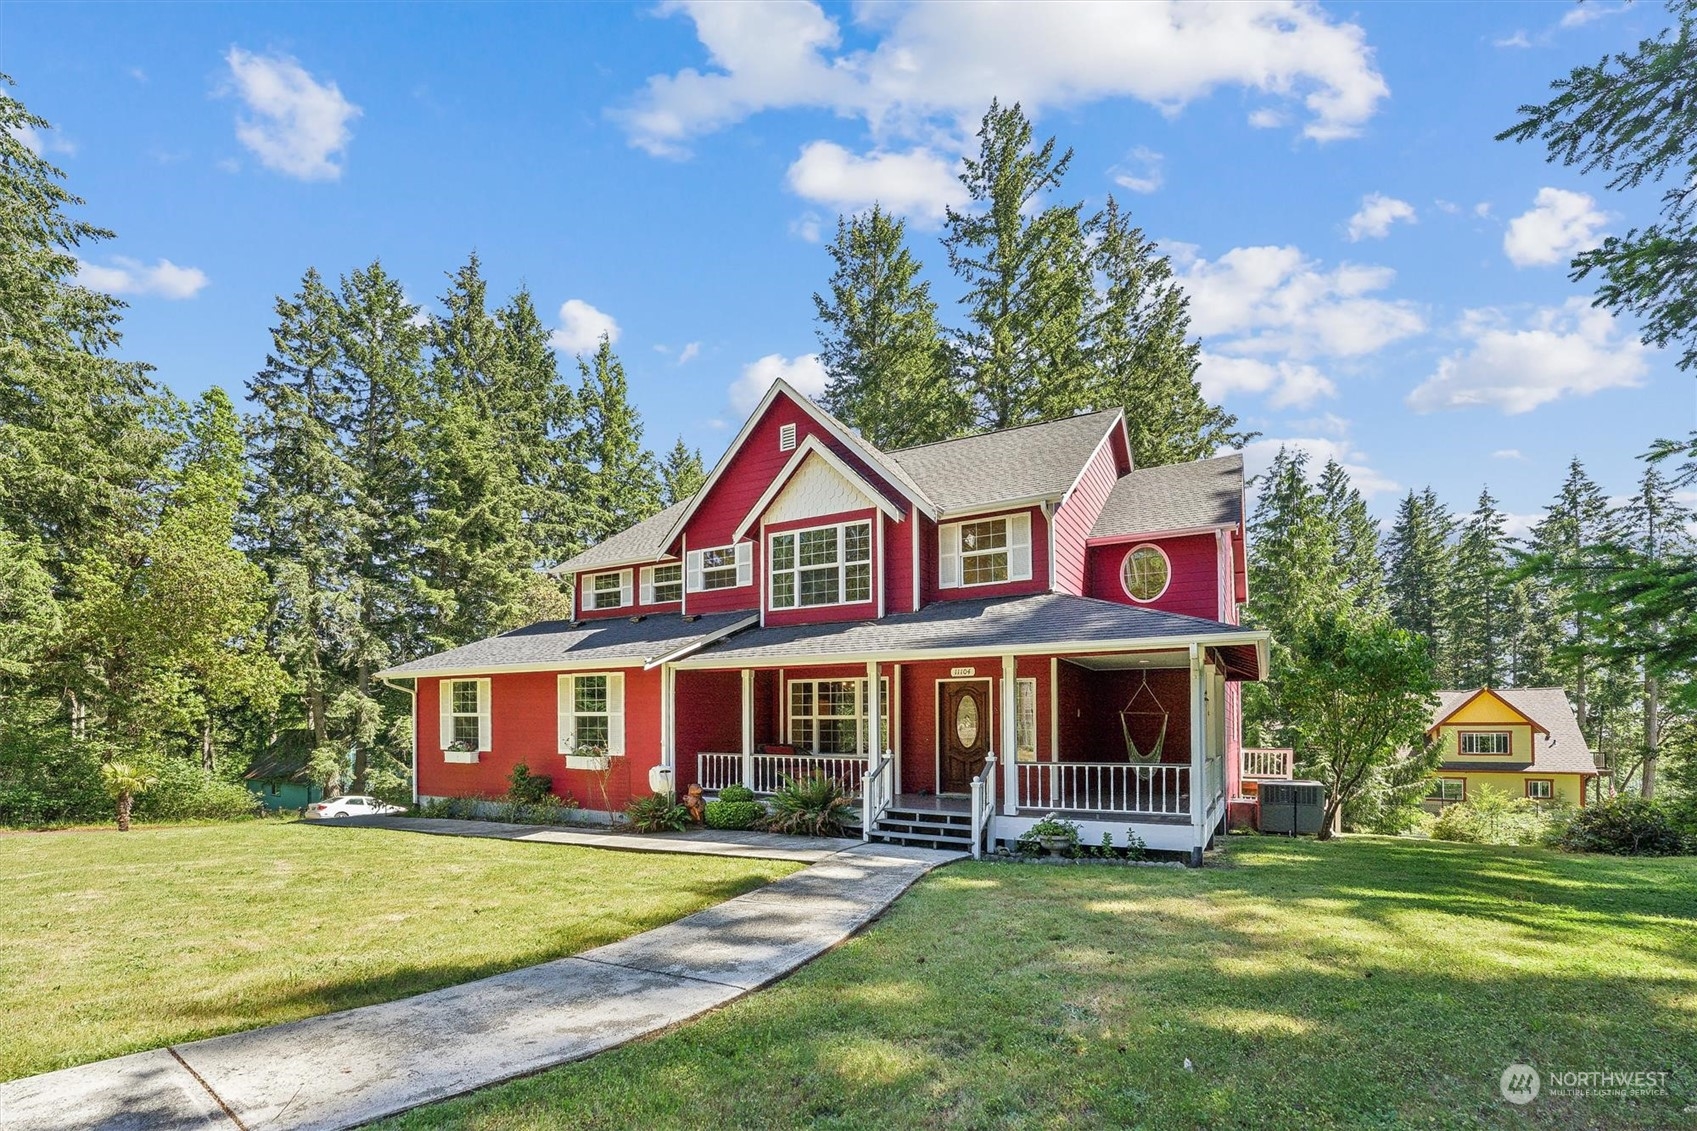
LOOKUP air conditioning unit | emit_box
[1257,780,1327,835]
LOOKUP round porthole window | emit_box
[1121,544,1171,603]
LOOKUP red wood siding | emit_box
[929,505,1051,603]
[1086,533,1221,619]
[674,669,742,760]
[884,508,916,614]
[1056,665,1192,765]
[1051,429,1127,596]
[762,507,883,628]
[896,657,1003,794]
[416,667,661,812]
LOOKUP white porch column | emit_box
[1001,654,1018,816]
[866,660,880,759]
[1189,643,1206,866]
[661,664,675,771]
[740,668,755,789]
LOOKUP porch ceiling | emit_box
[1062,650,1189,671]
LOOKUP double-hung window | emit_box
[557,673,626,757]
[1526,779,1554,800]
[787,678,887,755]
[1429,777,1465,802]
[686,543,753,592]
[769,520,872,609]
[438,678,491,758]
[586,569,631,611]
[641,562,683,605]
[1460,731,1511,755]
[939,513,1032,588]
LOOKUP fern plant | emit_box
[760,774,854,837]
[624,792,691,833]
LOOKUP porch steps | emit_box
[865,804,976,852]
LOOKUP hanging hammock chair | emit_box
[1119,671,1170,763]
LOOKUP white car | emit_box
[304,795,406,819]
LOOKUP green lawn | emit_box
[0,820,799,1081]
[382,836,1697,1131]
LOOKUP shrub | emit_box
[418,795,488,820]
[718,783,756,804]
[496,796,578,825]
[1017,812,1082,853]
[506,762,553,805]
[134,760,261,822]
[704,800,764,830]
[1428,791,1551,847]
[1559,795,1691,856]
[625,791,691,833]
[760,774,854,837]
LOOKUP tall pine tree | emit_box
[659,438,706,508]
[1445,490,1515,689]
[1383,488,1455,679]
[574,337,662,547]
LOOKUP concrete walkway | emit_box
[0,829,961,1131]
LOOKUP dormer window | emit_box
[1460,731,1511,755]
[939,513,1032,588]
[686,543,753,592]
[770,520,872,609]
[586,569,631,610]
[641,562,683,604]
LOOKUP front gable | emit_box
[1428,688,1550,737]
[735,439,906,540]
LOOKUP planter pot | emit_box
[1038,835,1074,856]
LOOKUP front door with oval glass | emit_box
[939,680,990,794]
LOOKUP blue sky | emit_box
[6,0,1690,531]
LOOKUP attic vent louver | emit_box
[778,423,797,452]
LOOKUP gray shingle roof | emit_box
[686,592,1260,665]
[553,500,691,576]
[888,409,1123,513]
[377,610,755,677]
[1431,688,1596,775]
[1090,453,1244,540]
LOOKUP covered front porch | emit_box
[669,638,1255,863]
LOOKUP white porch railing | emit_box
[862,749,894,842]
[1016,762,1190,816]
[1242,747,1294,780]
[970,750,997,859]
[695,751,871,796]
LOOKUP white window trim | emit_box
[438,678,491,762]
[938,513,1032,589]
[769,519,874,611]
[1526,778,1554,800]
[640,562,683,606]
[585,568,633,612]
[1120,543,1173,604]
[686,542,753,593]
[1431,777,1465,801]
[786,677,888,755]
[558,672,626,766]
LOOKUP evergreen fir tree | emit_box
[659,438,706,508]
[1526,458,1619,740]
[1446,490,1514,689]
[1082,195,1248,466]
[574,337,662,547]
[1383,488,1455,678]
[814,206,965,448]
[1317,458,1387,618]
[1617,461,1693,796]
[944,100,1093,430]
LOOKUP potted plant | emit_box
[1026,813,1081,856]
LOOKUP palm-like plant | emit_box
[760,774,854,837]
[101,762,158,832]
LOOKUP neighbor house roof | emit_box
[376,610,756,678]
[888,409,1124,513]
[681,591,1266,674]
[1430,687,1596,775]
[552,500,691,576]
[244,729,315,783]
[1090,453,1244,540]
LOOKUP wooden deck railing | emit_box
[1016,762,1190,817]
[694,751,870,796]
[1241,747,1294,780]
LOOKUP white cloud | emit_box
[1110,146,1163,194]
[1492,448,1526,461]
[1493,30,1532,48]
[1241,435,1400,500]
[785,141,964,223]
[7,122,76,157]
[789,212,823,242]
[1503,187,1610,267]
[1197,353,1336,409]
[619,1,1388,156]
[1345,192,1416,241]
[1407,298,1649,414]
[1473,201,1492,219]
[1560,2,1628,28]
[550,299,621,354]
[730,352,829,413]
[1181,244,1424,359]
[77,257,208,299]
[223,48,360,181]
[677,342,702,365]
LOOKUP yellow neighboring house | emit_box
[1425,688,1598,811]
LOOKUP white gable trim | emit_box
[732,436,905,542]
[1055,410,1126,512]
[655,379,938,553]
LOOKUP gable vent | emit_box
[778,422,797,452]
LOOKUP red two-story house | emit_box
[378,379,1269,864]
